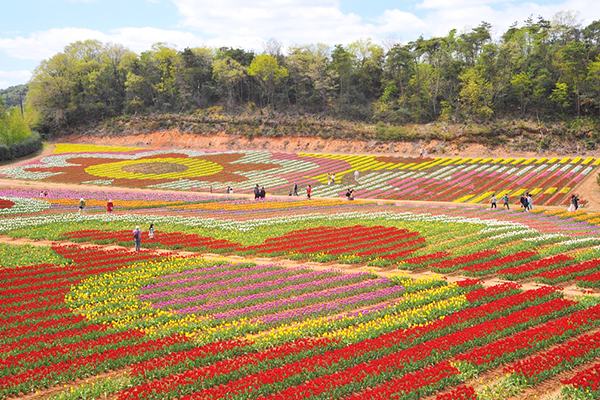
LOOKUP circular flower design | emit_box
[85,158,223,180]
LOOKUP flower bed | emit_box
[3,144,597,205]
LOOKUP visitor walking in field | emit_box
[133,226,142,252]
[568,195,576,212]
[79,198,86,214]
[259,186,266,199]
[307,185,312,199]
[327,173,331,185]
[331,173,336,184]
[526,193,533,212]
[502,194,509,210]
[107,199,113,213]
[574,194,580,210]
[293,183,298,196]
[491,194,497,209]
[148,223,155,240]
[354,170,359,181]
[254,184,260,200]
[520,194,527,209]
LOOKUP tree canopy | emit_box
[23,13,600,133]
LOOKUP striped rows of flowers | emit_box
[47,220,600,286]
[113,286,590,400]
[1,227,600,398]
[2,144,598,205]
[0,245,190,398]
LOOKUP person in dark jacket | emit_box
[254,184,260,200]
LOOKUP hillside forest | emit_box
[11,12,600,142]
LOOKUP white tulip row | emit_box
[0,208,536,236]
[0,197,51,215]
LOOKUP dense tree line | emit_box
[25,12,600,133]
[0,96,32,146]
[0,84,28,110]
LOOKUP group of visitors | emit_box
[253,184,266,200]
[490,194,510,209]
[327,173,336,185]
[132,223,154,252]
[490,193,533,211]
[520,193,534,211]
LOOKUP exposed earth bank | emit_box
[61,129,569,158]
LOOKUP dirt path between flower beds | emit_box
[16,368,129,400]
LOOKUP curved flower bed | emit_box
[2,144,598,205]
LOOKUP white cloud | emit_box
[0,28,106,61]
[0,70,32,89]
[0,27,205,62]
[415,0,600,38]
[172,0,374,50]
[378,9,428,35]
[0,70,31,80]
[417,0,509,10]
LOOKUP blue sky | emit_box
[1,0,599,89]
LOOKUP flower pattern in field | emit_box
[2,144,599,206]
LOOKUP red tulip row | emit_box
[455,303,600,371]
[1,322,111,355]
[1,306,72,327]
[344,360,462,400]
[130,338,252,378]
[1,328,146,372]
[398,251,451,270]
[505,331,600,384]
[462,251,538,276]
[497,254,573,280]
[0,333,191,396]
[118,338,337,400]
[534,258,600,285]
[561,362,600,392]
[62,229,241,252]
[462,282,519,304]
[245,226,424,260]
[0,198,15,208]
[429,249,500,273]
[62,226,429,263]
[436,385,478,400]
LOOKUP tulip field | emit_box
[2,143,599,206]
[1,143,600,399]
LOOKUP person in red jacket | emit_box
[107,199,113,213]
[307,185,312,199]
